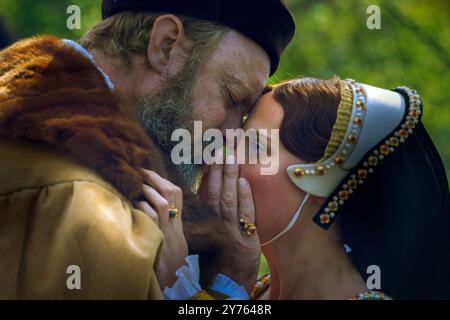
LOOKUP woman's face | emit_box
[240,92,307,244]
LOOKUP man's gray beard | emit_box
[137,59,203,188]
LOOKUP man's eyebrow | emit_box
[220,73,263,112]
[221,73,253,95]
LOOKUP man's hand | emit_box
[135,169,188,290]
[198,154,261,293]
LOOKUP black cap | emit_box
[101,0,296,75]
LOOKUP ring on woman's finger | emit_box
[239,217,257,236]
[168,206,181,219]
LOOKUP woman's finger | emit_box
[166,181,183,219]
[142,184,170,227]
[142,169,183,217]
[142,169,176,206]
[136,201,159,226]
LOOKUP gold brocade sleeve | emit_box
[0,180,164,299]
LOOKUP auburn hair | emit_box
[271,77,342,162]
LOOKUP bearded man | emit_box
[0,0,295,299]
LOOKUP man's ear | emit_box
[147,14,193,75]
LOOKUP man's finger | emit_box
[220,155,239,221]
[238,178,256,223]
[201,149,224,215]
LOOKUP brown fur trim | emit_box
[0,35,166,200]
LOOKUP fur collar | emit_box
[0,35,165,200]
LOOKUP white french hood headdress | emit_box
[285,79,423,229]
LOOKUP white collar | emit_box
[63,39,114,90]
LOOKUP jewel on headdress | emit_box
[320,214,331,224]
[316,166,325,176]
[347,135,357,145]
[348,179,358,189]
[353,117,363,126]
[335,156,345,165]
[368,156,378,166]
[380,145,390,156]
[339,190,349,200]
[389,137,400,147]
[399,129,409,138]
[356,100,366,110]
[357,169,368,179]
[405,120,415,129]
[328,201,338,211]
[294,168,305,177]
[409,110,418,118]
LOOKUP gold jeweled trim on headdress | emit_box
[313,85,423,229]
[317,80,354,163]
[292,79,368,179]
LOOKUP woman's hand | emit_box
[135,169,188,289]
[198,154,261,293]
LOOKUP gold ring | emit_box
[168,206,180,219]
[239,217,257,236]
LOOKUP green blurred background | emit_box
[0,0,448,176]
[0,0,448,278]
